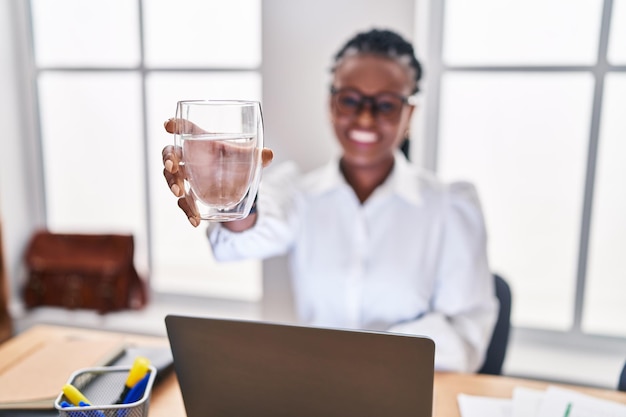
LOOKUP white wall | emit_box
[0,0,46,316]
[260,0,416,321]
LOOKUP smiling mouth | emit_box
[349,130,377,143]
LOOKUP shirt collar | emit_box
[308,151,422,206]
[378,151,423,206]
[306,155,347,195]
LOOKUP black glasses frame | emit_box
[330,86,418,122]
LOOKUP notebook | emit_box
[0,333,126,410]
[165,315,435,417]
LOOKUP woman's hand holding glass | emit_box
[162,108,273,228]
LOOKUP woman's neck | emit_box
[340,156,395,203]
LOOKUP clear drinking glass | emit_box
[174,100,263,221]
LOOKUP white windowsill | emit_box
[12,293,262,338]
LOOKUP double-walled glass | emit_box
[174,100,263,221]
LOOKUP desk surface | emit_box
[150,372,626,417]
[4,324,626,417]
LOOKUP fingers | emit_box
[163,145,184,196]
[164,118,207,135]
[261,148,273,168]
[163,148,199,227]
[178,192,201,228]
[162,145,182,174]
[163,168,185,198]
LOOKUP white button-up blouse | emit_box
[208,152,498,373]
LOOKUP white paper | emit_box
[536,386,626,417]
[457,393,513,417]
[512,386,545,417]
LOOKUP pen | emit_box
[122,372,151,404]
[61,385,106,417]
[62,384,92,406]
[60,399,89,417]
[115,356,151,404]
[563,402,572,417]
[117,373,151,417]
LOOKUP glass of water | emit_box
[173,100,263,221]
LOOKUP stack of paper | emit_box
[458,385,626,417]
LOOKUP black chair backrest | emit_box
[478,274,512,375]
[619,362,626,392]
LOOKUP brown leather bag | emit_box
[23,231,147,314]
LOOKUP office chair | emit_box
[619,361,626,392]
[478,274,512,375]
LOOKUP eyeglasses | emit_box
[330,86,417,123]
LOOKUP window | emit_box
[438,72,592,330]
[429,0,626,337]
[30,0,262,300]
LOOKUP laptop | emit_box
[165,315,435,417]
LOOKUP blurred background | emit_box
[1,0,625,388]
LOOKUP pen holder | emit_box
[54,365,157,417]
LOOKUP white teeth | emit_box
[349,130,377,143]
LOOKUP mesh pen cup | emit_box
[55,365,157,417]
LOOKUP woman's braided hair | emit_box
[332,28,423,94]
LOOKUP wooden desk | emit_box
[151,372,626,417]
[3,325,626,417]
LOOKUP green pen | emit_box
[563,402,572,417]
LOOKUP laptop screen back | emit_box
[165,315,435,417]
